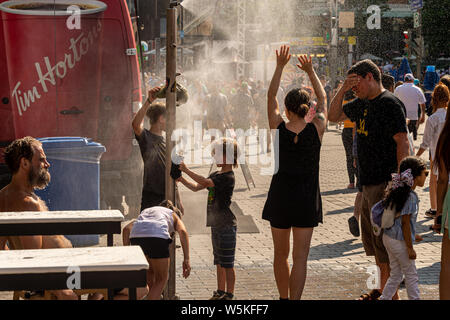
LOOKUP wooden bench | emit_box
[0,246,148,300]
[0,210,124,246]
[0,209,125,299]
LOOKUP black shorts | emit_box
[130,237,172,259]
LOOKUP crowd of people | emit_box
[0,45,449,301]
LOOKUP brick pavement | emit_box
[173,125,442,300]
[0,125,442,300]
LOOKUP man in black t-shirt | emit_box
[329,59,410,300]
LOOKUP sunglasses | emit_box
[424,170,429,177]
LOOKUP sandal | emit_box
[348,216,360,237]
[358,289,381,300]
[425,209,436,219]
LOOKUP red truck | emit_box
[0,0,144,214]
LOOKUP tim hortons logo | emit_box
[12,20,102,116]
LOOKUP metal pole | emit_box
[330,0,338,90]
[263,44,268,86]
[133,0,146,92]
[163,2,177,301]
[156,38,161,76]
[180,6,184,69]
[416,10,423,81]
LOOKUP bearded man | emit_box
[0,137,78,300]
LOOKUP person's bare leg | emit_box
[225,267,236,294]
[440,230,450,300]
[290,227,313,300]
[146,260,155,295]
[271,227,291,299]
[354,192,362,220]
[147,258,169,300]
[217,265,226,293]
[429,173,437,211]
[122,220,136,246]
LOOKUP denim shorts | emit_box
[211,226,237,269]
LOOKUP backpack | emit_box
[371,200,400,236]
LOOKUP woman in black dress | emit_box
[263,45,327,300]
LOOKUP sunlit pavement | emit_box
[173,124,441,300]
[0,124,441,300]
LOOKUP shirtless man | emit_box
[0,137,78,300]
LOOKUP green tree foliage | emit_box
[345,0,393,57]
[422,0,450,58]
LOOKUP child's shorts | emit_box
[130,237,172,259]
[211,226,237,269]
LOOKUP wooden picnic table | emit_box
[0,246,148,300]
[0,210,124,246]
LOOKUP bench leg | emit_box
[129,288,137,300]
[107,289,114,300]
[107,234,113,247]
[13,291,20,300]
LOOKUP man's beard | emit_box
[29,166,51,190]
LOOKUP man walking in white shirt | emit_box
[394,73,427,140]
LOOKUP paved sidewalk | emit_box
[0,125,442,300]
[174,126,442,300]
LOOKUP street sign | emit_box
[348,36,356,45]
[413,11,421,28]
[339,11,355,29]
[410,0,423,11]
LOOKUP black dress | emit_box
[262,122,323,229]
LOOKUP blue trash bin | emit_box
[35,137,106,247]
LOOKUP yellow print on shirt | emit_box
[357,109,369,136]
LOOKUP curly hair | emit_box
[382,156,426,212]
[3,137,41,174]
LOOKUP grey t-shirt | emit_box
[135,129,166,195]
